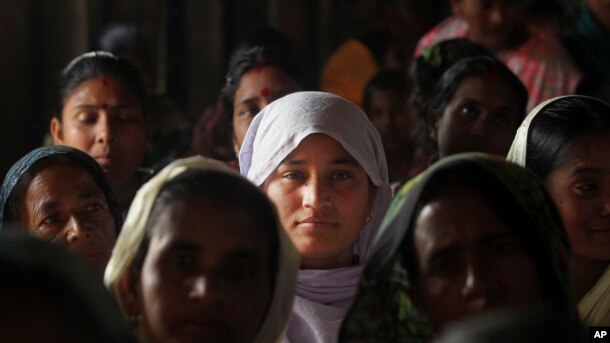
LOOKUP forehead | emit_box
[64,76,140,104]
[414,186,514,252]
[237,66,298,93]
[282,134,360,165]
[23,163,105,209]
[148,196,270,254]
[451,75,518,105]
[555,130,610,171]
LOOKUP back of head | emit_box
[363,70,409,113]
[411,38,493,120]
[0,233,133,343]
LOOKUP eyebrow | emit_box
[279,156,359,167]
[72,103,140,110]
[33,200,60,215]
[427,232,515,259]
[570,166,609,176]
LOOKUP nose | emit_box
[189,276,207,299]
[65,215,91,244]
[189,274,223,303]
[471,116,492,140]
[489,6,504,26]
[96,114,116,144]
[302,177,333,209]
[461,258,496,308]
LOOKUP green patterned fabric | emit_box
[339,153,573,342]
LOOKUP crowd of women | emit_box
[0,1,609,342]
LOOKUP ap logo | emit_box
[591,327,610,342]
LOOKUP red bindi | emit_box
[260,87,270,97]
[101,77,108,86]
[101,103,108,110]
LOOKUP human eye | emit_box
[331,171,353,181]
[281,170,305,181]
[458,103,479,120]
[169,253,197,270]
[87,202,104,212]
[76,112,98,125]
[224,262,258,280]
[41,214,60,225]
[490,237,522,256]
[430,256,461,276]
[493,112,512,128]
[239,106,260,117]
[574,181,599,195]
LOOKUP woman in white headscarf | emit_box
[507,95,610,326]
[239,91,392,342]
[104,156,299,343]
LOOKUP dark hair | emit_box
[131,170,280,283]
[403,163,566,307]
[55,51,147,120]
[356,29,403,67]
[526,97,610,180]
[363,70,409,114]
[222,42,307,119]
[428,56,527,124]
[97,23,152,70]
[0,233,134,342]
[411,38,493,120]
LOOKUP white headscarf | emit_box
[104,156,299,343]
[239,91,392,343]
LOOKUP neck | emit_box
[301,251,354,270]
[113,174,140,214]
[387,149,414,183]
[572,255,609,302]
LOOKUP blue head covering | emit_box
[0,146,122,233]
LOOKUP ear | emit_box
[115,266,143,318]
[50,118,64,144]
[450,0,464,17]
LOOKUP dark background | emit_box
[0,0,450,180]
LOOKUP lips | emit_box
[94,155,119,169]
[297,217,338,228]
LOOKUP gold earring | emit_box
[364,211,373,224]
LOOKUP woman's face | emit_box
[51,77,147,188]
[367,89,415,152]
[264,133,374,269]
[21,163,116,276]
[432,75,521,158]
[232,65,301,152]
[546,130,610,261]
[413,186,541,331]
[133,197,272,343]
[451,0,529,51]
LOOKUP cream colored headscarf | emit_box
[507,95,597,165]
[104,156,300,343]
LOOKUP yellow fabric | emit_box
[320,38,379,108]
[104,156,300,343]
[578,264,610,326]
